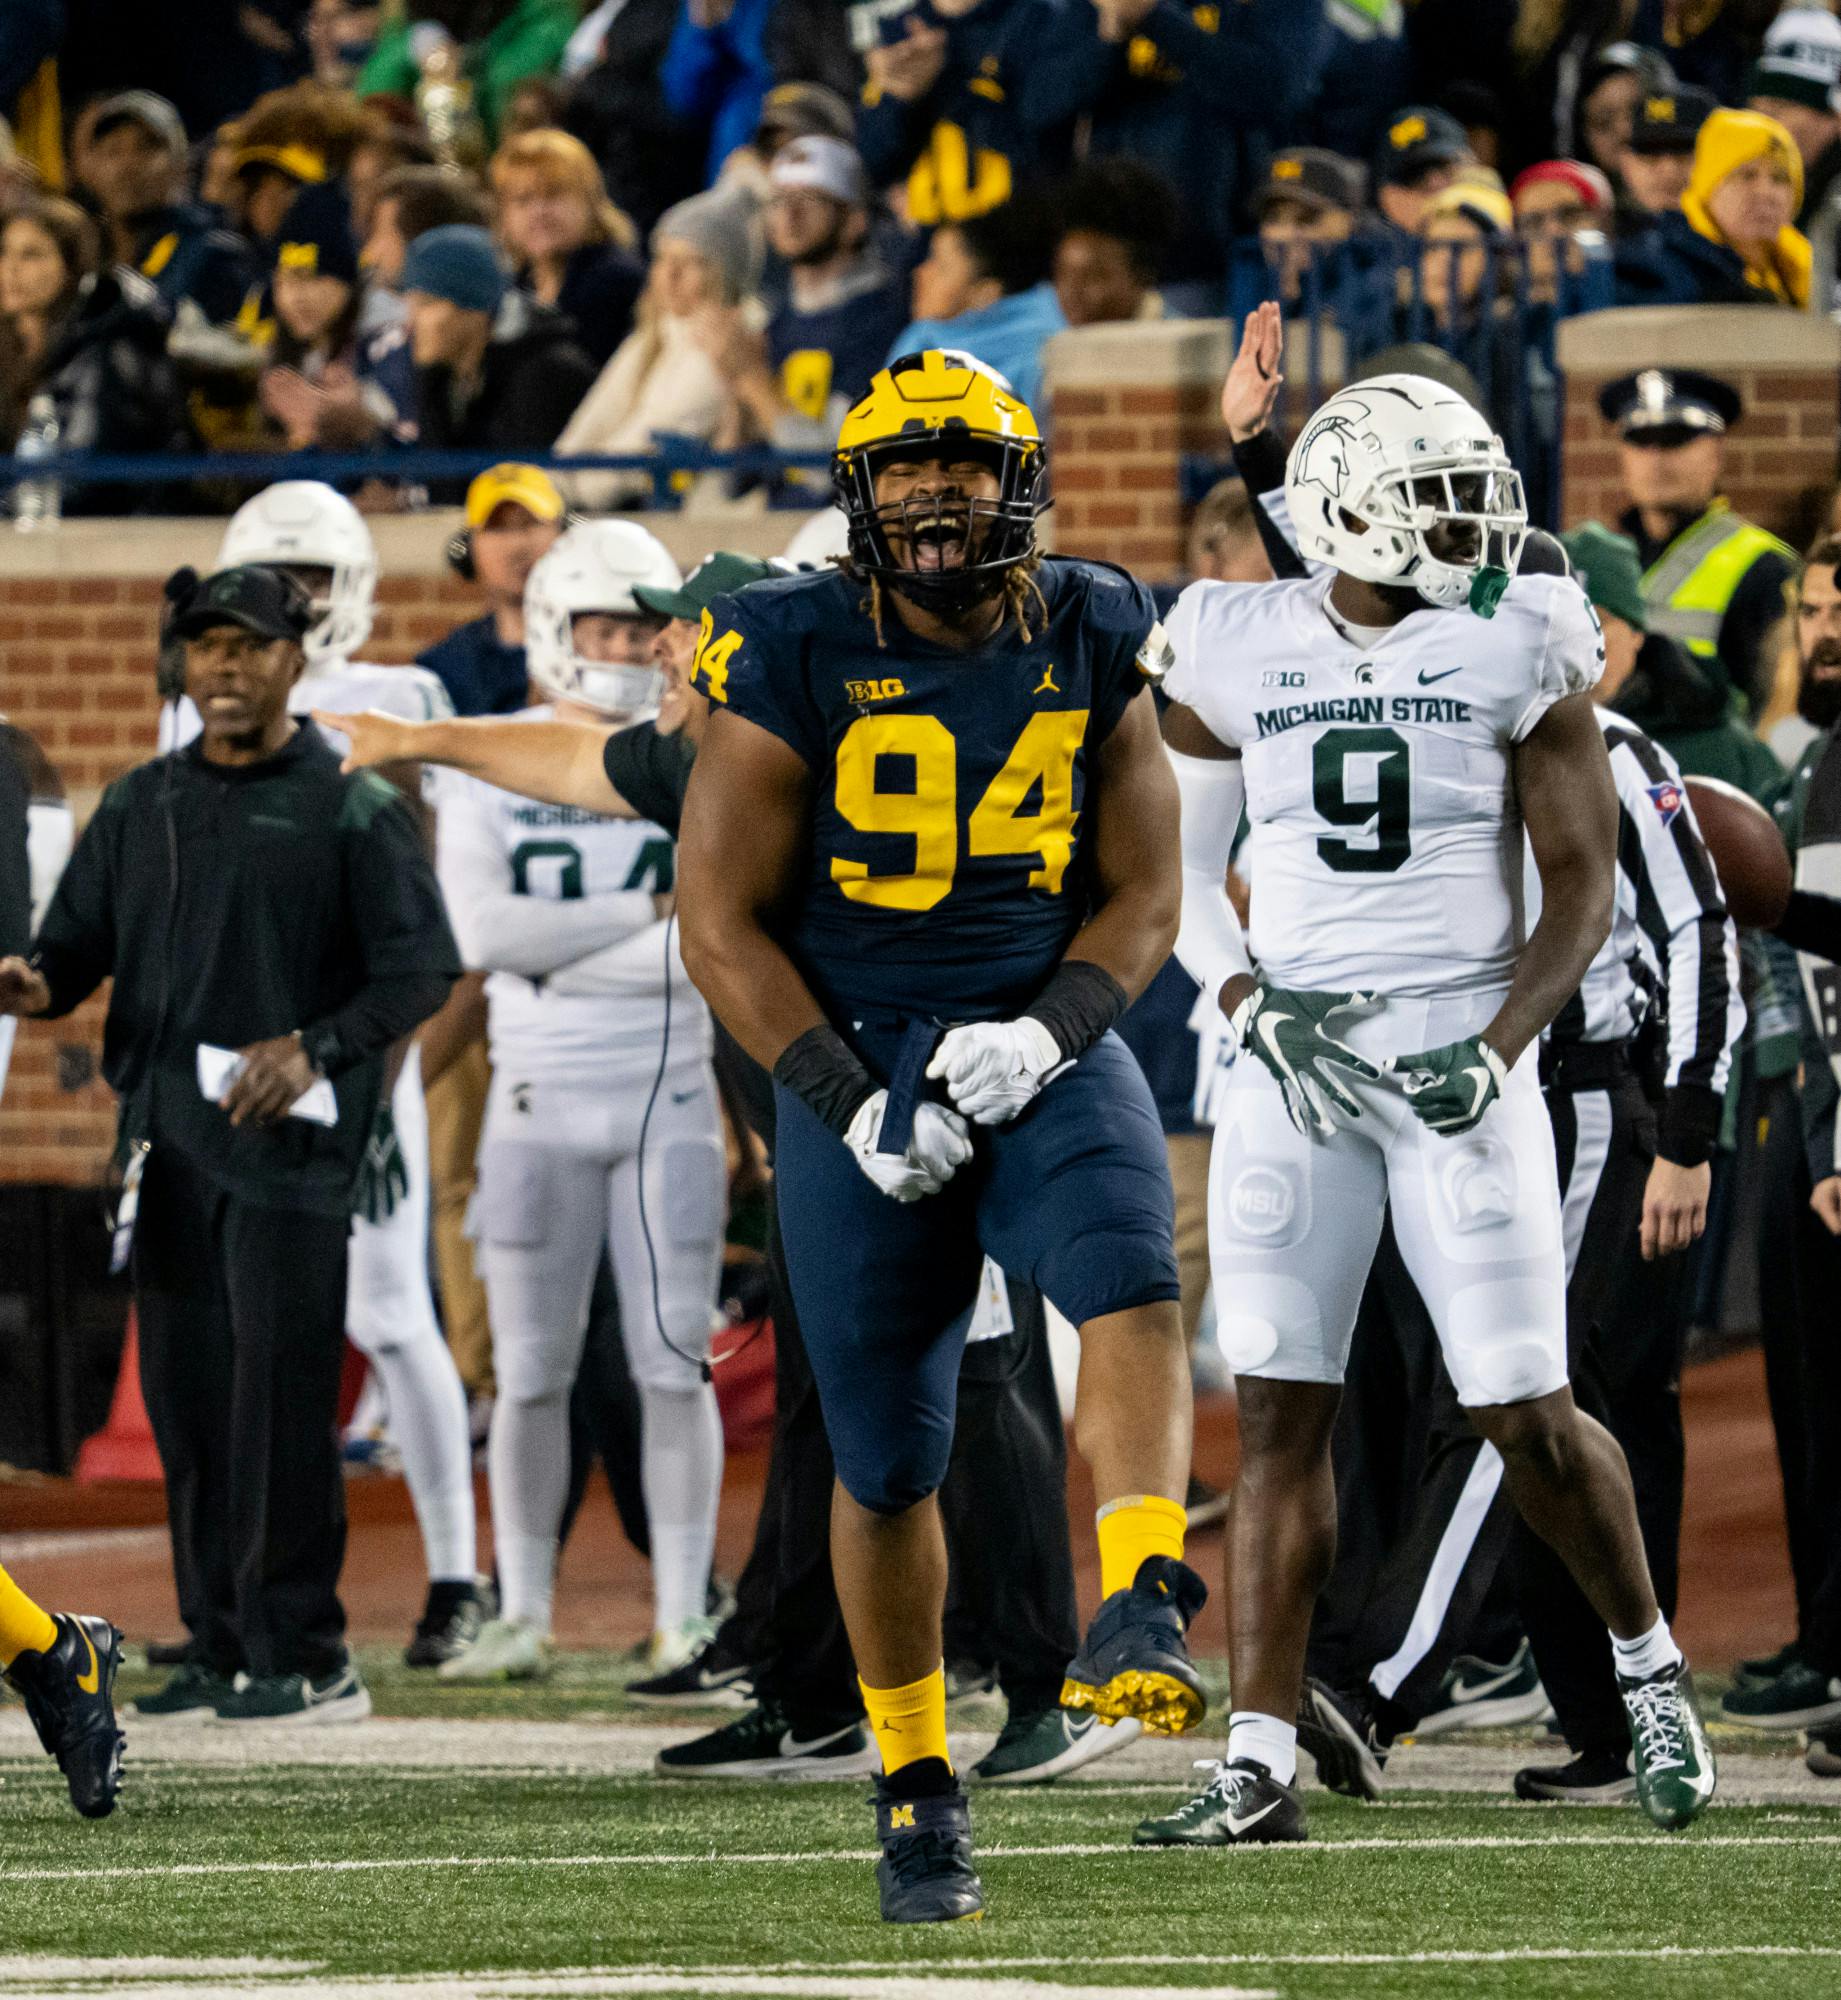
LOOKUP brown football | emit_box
[1683,776,1792,929]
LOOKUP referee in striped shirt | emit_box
[1299,525,1745,1806]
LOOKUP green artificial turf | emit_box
[1,1757,1837,1998]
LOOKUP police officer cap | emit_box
[1597,368,1742,440]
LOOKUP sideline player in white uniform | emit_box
[1135,376,1716,1846]
[159,482,482,1664]
[434,520,728,1681]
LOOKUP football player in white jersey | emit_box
[160,482,482,1666]
[1135,373,1716,1847]
[435,520,728,1681]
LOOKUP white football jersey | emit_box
[157,659,454,752]
[435,710,707,1088]
[1166,570,1604,1000]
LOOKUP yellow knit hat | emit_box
[1687,107,1803,214]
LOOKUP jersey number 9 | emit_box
[831,710,1088,911]
[1313,725,1411,874]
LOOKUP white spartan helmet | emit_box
[216,480,378,664]
[524,520,684,722]
[1282,374,1528,608]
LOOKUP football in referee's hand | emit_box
[1684,777,1792,929]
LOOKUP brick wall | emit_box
[1557,306,1841,541]
[0,509,798,1186]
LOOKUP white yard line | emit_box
[5,1829,1841,1889]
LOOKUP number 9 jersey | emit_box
[691,560,1158,1018]
[1164,571,1604,1002]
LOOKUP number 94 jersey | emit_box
[692,561,1156,1017]
[1166,571,1604,1001]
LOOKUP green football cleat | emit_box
[1620,1662,1716,1829]
[129,1661,235,1719]
[1720,1660,1841,1731]
[213,1656,371,1725]
[972,1706,1140,1784]
[4,1613,126,1819]
[1134,1757,1308,1847]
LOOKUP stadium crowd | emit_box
[1,0,1840,1882]
[4,4,1841,507]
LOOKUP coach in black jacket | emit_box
[0,565,458,1724]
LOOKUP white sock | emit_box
[1611,1613,1682,1683]
[369,1329,476,1583]
[487,1388,569,1631]
[639,1381,723,1634]
[1227,1710,1298,1785]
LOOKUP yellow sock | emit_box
[860,1664,952,1780]
[0,1563,58,1668]
[1096,1493,1187,1598]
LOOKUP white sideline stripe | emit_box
[0,1528,168,1564]
[6,1831,1841,1887]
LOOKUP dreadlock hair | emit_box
[842,550,1049,649]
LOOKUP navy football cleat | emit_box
[874,1781,986,1923]
[1060,1554,1207,1737]
[5,1613,126,1819]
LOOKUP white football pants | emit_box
[475,1061,727,1635]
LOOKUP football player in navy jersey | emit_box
[676,351,1205,1923]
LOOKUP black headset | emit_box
[446,507,582,582]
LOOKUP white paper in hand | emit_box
[196,1043,338,1127]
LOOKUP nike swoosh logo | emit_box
[77,1627,100,1696]
[1063,1715,1095,1740]
[1449,1662,1523,1704]
[1226,1799,1281,1836]
[1462,1065,1492,1116]
[780,1726,856,1757]
[1418,666,1462,685]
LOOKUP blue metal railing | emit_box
[0,437,836,512]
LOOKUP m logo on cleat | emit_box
[889,1803,916,1829]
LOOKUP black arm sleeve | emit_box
[1775,887,1841,965]
[300,792,461,1076]
[602,721,696,836]
[1228,429,1307,581]
[0,737,28,958]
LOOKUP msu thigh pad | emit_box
[1205,1054,1388,1383]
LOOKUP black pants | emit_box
[558,1252,652,1560]
[1755,1083,1841,1672]
[134,1144,351,1681]
[1309,1073,1661,1742]
[723,1203,1079,1731]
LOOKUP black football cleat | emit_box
[5,1613,126,1820]
[1060,1554,1207,1737]
[874,1780,986,1923]
[404,1580,487,1669]
[1134,1757,1308,1847]
[1297,1677,1390,1800]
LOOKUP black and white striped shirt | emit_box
[1538,712,1743,1154]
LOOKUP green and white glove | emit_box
[356,1105,408,1223]
[1391,1035,1508,1136]
[1230,979,1383,1138]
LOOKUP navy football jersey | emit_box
[691,559,1157,1017]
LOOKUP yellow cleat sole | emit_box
[1060,1668,1205,1738]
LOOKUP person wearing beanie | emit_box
[260,181,376,449]
[1616,108,1812,310]
[1510,159,1614,304]
[1748,5,1841,259]
[402,222,598,478]
[553,188,766,511]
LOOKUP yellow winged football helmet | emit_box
[832,350,1045,612]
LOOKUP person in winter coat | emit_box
[553,187,763,509]
[1617,107,1812,308]
[563,0,707,233]
[489,126,645,368]
[0,194,192,514]
[401,224,598,480]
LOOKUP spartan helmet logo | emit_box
[1292,404,1371,502]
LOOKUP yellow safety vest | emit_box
[1639,501,1792,669]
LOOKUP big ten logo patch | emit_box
[845,676,908,705]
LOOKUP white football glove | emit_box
[844,1089,974,1202]
[925,1017,1068,1126]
